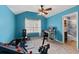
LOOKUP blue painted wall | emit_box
[47,6,79,43]
[0,6,15,43]
[15,11,47,38]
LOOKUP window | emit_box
[25,18,41,34]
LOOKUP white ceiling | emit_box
[7,5,75,17]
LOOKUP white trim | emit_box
[62,16,65,43]
[25,18,42,37]
[55,39,64,44]
[62,12,78,50]
[76,12,78,50]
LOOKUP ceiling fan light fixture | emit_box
[38,12,48,17]
[38,12,44,15]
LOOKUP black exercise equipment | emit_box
[8,39,21,48]
[8,29,29,47]
[48,26,56,40]
[0,42,22,54]
[3,29,28,54]
[7,29,27,47]
[22,29,26,39]
[38,30,50,54]
[42,30,48,45]
[20,38,28,53]
[38,44,50,54]
[0,46,22,54]
[22,29,30,41]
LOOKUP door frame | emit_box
[62,12,78,50]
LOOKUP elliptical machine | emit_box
[38,30,50,54]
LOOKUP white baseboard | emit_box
[54,39,64,44]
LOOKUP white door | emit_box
[62,12,78,50]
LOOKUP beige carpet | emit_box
[26,37,79,54]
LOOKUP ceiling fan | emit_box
[38,5,52,15]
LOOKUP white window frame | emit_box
[25,18,41,36]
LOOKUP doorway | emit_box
[62,12,78,49]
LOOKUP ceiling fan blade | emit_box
[45,8,52,11]
[40,5,44,11]
[42,11,48,15]
[38,9,42,12]
[38,5,44,12]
